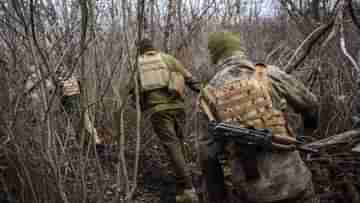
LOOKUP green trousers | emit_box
[151,109,193,191]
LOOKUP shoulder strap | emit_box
[144,50,157,55]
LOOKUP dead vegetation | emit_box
[0,0,360,202]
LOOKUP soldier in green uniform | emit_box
[136,39,200,202]
[198,32,319,203]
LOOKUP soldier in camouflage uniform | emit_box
[59,74,100,145]
[198,32,319,203]
[136,39,200,202]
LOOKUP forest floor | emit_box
[93,136,360,203]
[116,129,360,203]
[96,143,197,203]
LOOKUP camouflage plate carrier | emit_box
[203,57,313,202]
[205,63,294,140]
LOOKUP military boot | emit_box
[175,188,199,203]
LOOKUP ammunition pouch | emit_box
[61,77,80,96]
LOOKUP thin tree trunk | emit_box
[164,0,176,52]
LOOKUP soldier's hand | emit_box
[185,77,201,93]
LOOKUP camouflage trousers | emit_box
[61,95,99,144]
[269,184,318,203]
[200,149,318,203]
[151,109,193,192]
[196,112,318,203]
[229,180,318,203]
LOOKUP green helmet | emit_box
[208,31,246,64]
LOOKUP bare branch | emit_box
[285,22,334,74]
[348,0,360,34]
[339,2,360,78]
[304,130,360,149]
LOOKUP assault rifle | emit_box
[208,121,318,158]
[198,97,318,158]
[209,121,272,149]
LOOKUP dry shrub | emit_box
[1,1,359,202]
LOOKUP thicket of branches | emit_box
[0,0,359,202]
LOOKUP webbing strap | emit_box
[214,81,252,99]
[266,118,286,126]
[217,91,264,110]
[242,111,285,125]
[218,100,270,120]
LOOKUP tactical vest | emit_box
[138,51,170,92]
[207,64,292,138]
[61,76,80,96]
[139,51,186,97]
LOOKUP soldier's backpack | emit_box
[60,76,80,96]
[138,51,186,97]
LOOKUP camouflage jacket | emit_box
[204,54,319,202]
[139,51,200,114]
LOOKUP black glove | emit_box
[352,116,360,128]
[185,77,201,93]
[303,110,319,129]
